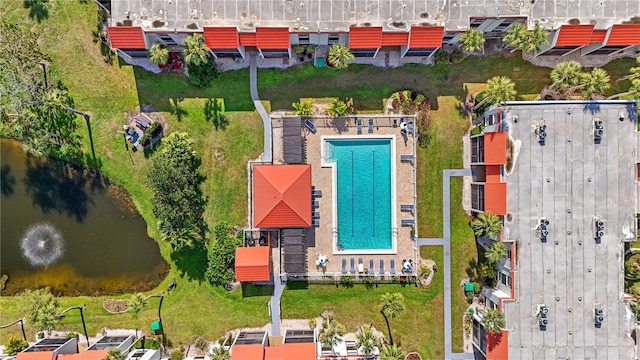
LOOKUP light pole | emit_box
[58,306,89,347]
[143,293,165,348]
[117,130,134,165]
[0,317,27,341]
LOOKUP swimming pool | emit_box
[324,137,394,251]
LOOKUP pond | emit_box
[0,139,168,295]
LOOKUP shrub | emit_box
[293,45,305,54]
[435,49,450,64]
[170,348,184,360]
[205,222,242,286]
[470,125,484,135]
[139,122,163,147]
[451,48,465,64]
[419,265,431,277]
[339,276,353,288]
[195,338,207,351]
[306,45,317,53]
[5,337,29,355]
[188,60,219,88]
[292,99,314,116]
[327,99,348,117]
[473,91,491,115]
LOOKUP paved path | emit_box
[269,275,286,336]
[415,238,445,246]
[249,53,272,163]
[441,170,475,360]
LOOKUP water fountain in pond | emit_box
[20,222,64,267]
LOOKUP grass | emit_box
[1,0,638,356]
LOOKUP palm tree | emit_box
[378,344,406,360]
[550,61,582,90]
[379,292,405,345]
[355,325,380,356]
[470,212,501,238]
[183,34,209,66]
[618,56,640,82]
[486,241,507,265]
[473,76,517,110]
[327,98,348,117]
[318,316,345,355]
[129,293,147,317]
[482,309,505,334]
[148,43,169,65]
[579,67,611,97]
[460,28,485,53]
[521,21,549,53]
[608,78,640,100]
[208,346,229,360]
[292,99,313,116]
[327,43,354,69]
[502,23,527,51]
[104,349,126,360]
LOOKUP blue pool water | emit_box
[326,138,392,250]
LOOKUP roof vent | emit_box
[594,218,604,244]
[538,218,550,243]
[594,118,604,143]
[537,304,549,330]
[594,307,604,328]
[535,124,547,146]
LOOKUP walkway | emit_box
[249,53,272,163]
[434,169,475,360]
[269,275,286,336]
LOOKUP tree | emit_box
[579,67,610,97]
[327,98,348,117]
[205,222,242,286]
[18,288,60,332]
[146,132,208,249]
[618,56,640,82]
[473,76,517,110]
[470,212,502,238]
[482,309,505,334]
[521,21,549,53]
[355,325,380,356]
[104,349,126,360]
[129,293,147,317]
[293,99,314,116]
[486,242,507,264]
[327,43,354,69]
[148,43,169,65]
[550,61,582,90]
[379,292,405,345]
[378,344,406,360]
[188,60,219,88]
[183,34,209,66]
[4,336,29,355]
[318,316,345,355]
[460,28,485,53]
[608,78,640,100]
[502,23,527,51]
[208,347,229,360]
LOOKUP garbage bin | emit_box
[151,320,162,335]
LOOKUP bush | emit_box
[473,91,491,115]
[470,125,484,135]
[188,59,219,88]
[195,338,207,351]
[451,48,465,64]
[170,348,184,360]
[139,121,163,147]
[420,265,431,277]
[339,275,353,288]
[292,99,314,116]
[5,336,29,355]
[327,98,348,117]
[293,45,305,54]
[205,222,242,286]
[435,49,450,64]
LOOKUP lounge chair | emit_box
[341,259,347,274]
[390,259,396,275]
[357,119,362,134]
[368,119,374,133]
[401,219,415,227]
[369,259,375,274]
[312,189,323,197]
[304,119,317,134]
[400,154,415,163]
[312,200,319,207]
[379,259,385,275]
[312,219,320,227]
[312,211,320,218]
[350,258,356,273]
[358,258,364,273]
[400,204,415,212]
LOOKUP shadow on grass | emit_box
[143,138,162,159]
[170,243,207,282]
[241,283,274,298]
[23,0,49,23]
[204,98,229,130]
[286,281,309,290]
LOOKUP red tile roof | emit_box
[483,132,507,165]
[590,29,607,43]
[253,164,311,228]
[381,32,409,46]
[409,26,445,48]
[486,330,509,360]
[106,26,146,49]
[203,27,239,49]
[16,352,56,360]
[58,351,108,360]
[230,344,265,360]
[256,27,290,49]
[484,182,507,216]
[239,32,257,46]
[606,24,640,46]
[235,246,271,282]
[280,343,316,360]
[485,165,502,183]
[555,24,594,47]
[349,27,383,49]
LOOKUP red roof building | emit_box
[203,27,240,49]
[239,32,257,47]
[256,28,291,49]
[230,344,266,360]
[485,330,509,360]
[606,24,640,46]
[484,182,507,216]
[555,24,594,46]
[58,351,109,360]
[253,164,312,228]
[349,27,383,57]
[381,32,409,46]
[483,132,507,165]
[16,352,56,360]
[106,26,146,49]
[235,246,271,282]
[230,343,316,360]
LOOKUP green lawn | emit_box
[1,0,638,357]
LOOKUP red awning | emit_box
[256,27,290,49]
[555,24,594,47]
[484,182,507,216]
[235,247,271,282]
[239,32,257,46]
[483,132,507,165]
[203,27,239,49]
[381,32,409,46]
[253,164,312,228]
[230,344,265,360]
[485,330,509,360]
[349,27,383,49]
[590,29,607,43]
[409,26,445,48]
[106,26,146,49]
[606,24,640,46]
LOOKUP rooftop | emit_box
[109,0,640,33]
[498,101,638,359]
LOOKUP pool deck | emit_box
[272,115,418,276]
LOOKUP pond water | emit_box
[0,139,168,295]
